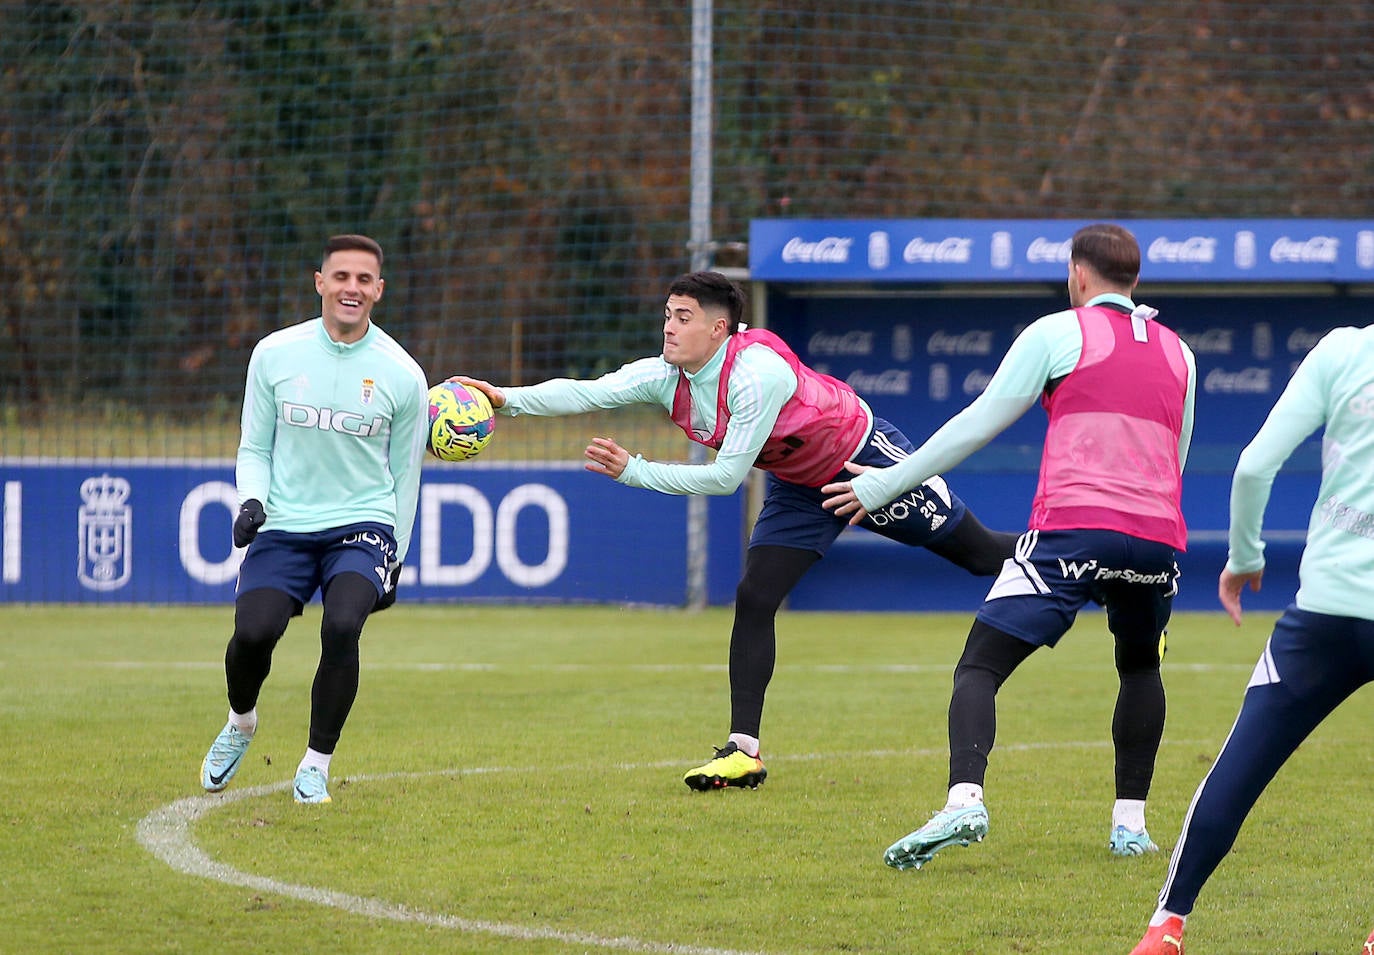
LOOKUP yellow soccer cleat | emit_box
[683,741,767,791]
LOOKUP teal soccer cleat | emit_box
[884,804,989,870]
[1110,825,1160,856]
[201,722,253,792]
[293,766,332,804]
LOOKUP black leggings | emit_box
[727,510,1018,739]
[947,619,1164,799]
[224,572,377,754]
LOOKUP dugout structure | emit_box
[748,218,1374,612]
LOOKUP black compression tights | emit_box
[225,588,297,715]
[1111,630,1166,801]
[947,619,1164,799]
[224,573,376,755]
[728,545,820,739]
[726,517,1018,742]
[308,573,376,753]
[924,510,1020,577]
[946,620,1039,788]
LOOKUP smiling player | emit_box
[199,234,429,804]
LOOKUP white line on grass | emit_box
[136,771,764,955]
[137,740,1221,952]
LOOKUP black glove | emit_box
[373,560,403,613]
[232,499,266,548]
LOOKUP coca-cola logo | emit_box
[781,236,853,264]
[1026,237,1073,264]
[846,369,911,395]
[1204,367,1271,394]
[927,330,994,356]
[1287,327,1332,353]
[963,369,993,395]
[902,236,973,264]
[808,330,874,356]
[1176,328,1234,354]
[1269,236,1339,264]
[1147,236,1218,264]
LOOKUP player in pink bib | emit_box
[825,224,1197,868]
[455,271,1018,791]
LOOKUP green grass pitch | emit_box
[1,604,1370,954]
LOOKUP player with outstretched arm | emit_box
[454,270,1018,792]
[823,223,1196,866]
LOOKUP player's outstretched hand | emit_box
[1218,567,1263,627]
[374,560,403,613]
[449,375,506,409]
[232,499,266,548]
[584,436,629,480]
[820,461,875,526]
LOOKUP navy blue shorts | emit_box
[749,417,968,555]
[237,521,397,605]
[975,528,1178,648]
[1254,606,1374,699]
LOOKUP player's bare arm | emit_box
[450,375,506,409]
[584,436,630,479]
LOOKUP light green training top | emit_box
[501,341,799,496]
[1228,324,1374,619]
[236,318,430,561]
[850,294,1197,513]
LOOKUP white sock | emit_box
[228,708,257,737]
[298,748,332,777]
[1149,909,1184,928]
[727,733,761,758]
[945,782,984,809]
[1114,798,1147,832]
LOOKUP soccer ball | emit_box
[426,381,495,462]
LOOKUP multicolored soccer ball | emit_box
[426,381,495,462]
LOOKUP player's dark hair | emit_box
[668,271,746,333]
[1070,223,1139,287]
[323,234,384,269]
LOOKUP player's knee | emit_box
[952,655,1010,695]
[928,521,1018,577]
[318,606,363,669]
[321,603,367,646]
[231,591,293,650]
[734,575,785,617]
[1116,639,1164,673]
[319,634,361,669]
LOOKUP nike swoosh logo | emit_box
[208,752,243,787]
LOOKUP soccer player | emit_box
[823,223,1196,867]
[199,234,429,804]
[1131,322,1374,955]
[453,270,1018,791]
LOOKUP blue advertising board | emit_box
[750,218,1371,611]
[0,461,743,606]
[750,218,1374,283]
[763,284,1360,476]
